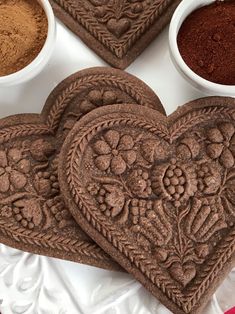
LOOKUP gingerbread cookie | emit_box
[0,67,164,270]
[50,0,181,69]
[59,97,235,313]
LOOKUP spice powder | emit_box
[0,0,48,76]
[177,0,235,85]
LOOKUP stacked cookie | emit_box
[0,68,164,270]
[0,67,235,314]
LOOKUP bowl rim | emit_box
[169,0,235,95]
[0,0,55,84]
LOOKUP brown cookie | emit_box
[0,67,164,270]
[59,97,235,313]
[50,0,181,69]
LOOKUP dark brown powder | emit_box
[0,0,48,76]
[177,0,235,85]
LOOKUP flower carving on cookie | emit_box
[0,148,30,193]
[93,130,137,175]
[186,197,227,243]
[130,199,172,246]
[80,90,119,114]
[206,123,235,168]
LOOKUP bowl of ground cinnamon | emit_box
[169,0,235,96]
[0,0,55,86]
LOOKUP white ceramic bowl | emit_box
[0,0,56,86]
[169,0,235,96]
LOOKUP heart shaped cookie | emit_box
[59,97,235,313]
[0,67,165,270]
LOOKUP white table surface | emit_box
[0,19,234,314]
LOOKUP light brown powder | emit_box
[0,0,48,76]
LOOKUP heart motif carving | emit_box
[50,0,181,68]
[59,98,235,314]
[107,18,131,38]
[0,67,164,270]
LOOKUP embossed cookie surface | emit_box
[59,98,235,313]
[50,0,181,69]
[0,67,164,270]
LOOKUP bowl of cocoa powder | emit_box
[169,0,235,96]
[0,0,56,86]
